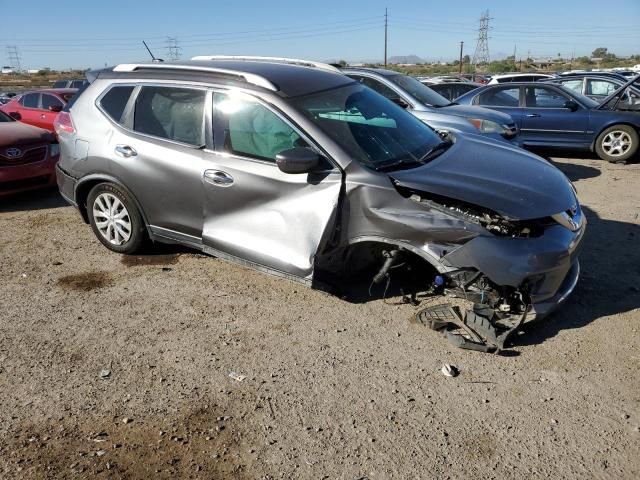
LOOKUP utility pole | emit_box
[384,8,388,68]
[458,41,464,74]
[472,10,491,70]
[165,37,181,61]
[6,46,21,72]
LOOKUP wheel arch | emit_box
[344,236,446,273]
[74,174,151,234]
[590,121,640,151]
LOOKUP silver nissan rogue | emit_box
[55,56,585,349]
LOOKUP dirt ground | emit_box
[0,154,639,479]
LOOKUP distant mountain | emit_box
[387,55,424,64]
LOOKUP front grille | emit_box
[0,145,47,166]
[0,175,50,192]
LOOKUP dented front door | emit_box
[201,92,342,281]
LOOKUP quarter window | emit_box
[133,86,206,146]
[524,87,568,108]
[100,86,135,123]
[20,93,40,108]
[41,94,63,110]
[214,92,305,162]
[477,87,520,107]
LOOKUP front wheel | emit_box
[595,125,638,163]
[87,183,146,254]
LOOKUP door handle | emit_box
[203,170,234,187]
[525,113,541,118]
[115,144,137,158]
[40,114,46,119]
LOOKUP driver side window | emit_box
[214,92,306,162]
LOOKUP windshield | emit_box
[291,84,446,171]
[0,110,13,122]
[388,74,451,107]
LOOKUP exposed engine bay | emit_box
[405,189,553,239]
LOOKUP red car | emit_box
[0,88,76,132]
[0,110,59,196]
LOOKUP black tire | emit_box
[594,124,639,163]
[87,182,146,254]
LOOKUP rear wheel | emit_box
[87,183,146,254]
[595,125,638,163]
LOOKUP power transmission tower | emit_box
[165,37,181,61]
[472,10,491,69]
[6,46,21,72]
[384,8,388,68]
[458,41,464,74]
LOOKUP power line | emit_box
[472,10,491,67]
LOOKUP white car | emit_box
[488,73,554,84]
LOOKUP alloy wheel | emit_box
[601,130,632,158]
[92,193,132,246]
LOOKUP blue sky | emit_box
[3,0,639,69]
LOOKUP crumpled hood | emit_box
[437,104,515,125]
[389,134,577,220]
[0,121,53,147]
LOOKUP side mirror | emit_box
[564,100,579,111]
[9,111,21,120]
[48,104,63,112]
[276,147,320,174]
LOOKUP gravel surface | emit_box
[0,155,639,479]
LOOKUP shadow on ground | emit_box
[0,187,67,212]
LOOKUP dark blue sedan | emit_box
[455,81,640,163]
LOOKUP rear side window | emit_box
[349,75,401,101]
[478,87,520,107]
[20,93,40,108]
[133,86,206,146]
[100,86,134,123]
[42,94,63,110]
[214,92,305,162]
[71,80,86,89]
[52,80,68,88]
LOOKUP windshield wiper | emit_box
[374,141,452,172]
[417,140,452,162]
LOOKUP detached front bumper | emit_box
[441,219,586,321]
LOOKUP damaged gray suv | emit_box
[55,56,585,347]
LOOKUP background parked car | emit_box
[0,89,77,132]
[488,73,554,84]
[52,79,88,89]
[420,81,482,101]
[455,81,640,163]
[0,109,60,196]
[541,74,640,109]
[341,67,519,143]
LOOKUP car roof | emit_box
[97,60,354,98]
[39,88,78,94]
